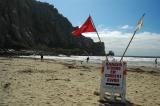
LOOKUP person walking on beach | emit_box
[155,58,158,68]
[86,56,89,63]
[40,54,43,61]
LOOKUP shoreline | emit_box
[1,49,160,58]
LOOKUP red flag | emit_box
[72,16,96,36]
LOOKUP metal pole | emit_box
[90,16,102,42]
[95,30,101,42]
[120,31,137,62]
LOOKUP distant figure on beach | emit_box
[40,54,43,61]
[155,58,158,68]
[86,57,89,63]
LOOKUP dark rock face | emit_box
[0,0,105,55]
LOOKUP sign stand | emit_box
[100,60,127,103]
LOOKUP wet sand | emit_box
[0,57,160,106]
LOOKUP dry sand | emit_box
[0,57,160,106]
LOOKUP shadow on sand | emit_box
[99,98,140,106]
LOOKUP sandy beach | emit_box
[0,57,160,106]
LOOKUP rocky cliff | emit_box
[0,0,105,55]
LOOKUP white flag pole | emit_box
[120,30,137,62]
[120,14,145,62]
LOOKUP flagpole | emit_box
[120,30,137,62]
[95,30,102,42]
[120,14,145,62]
[90,16,102,42]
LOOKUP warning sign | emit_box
[104,63,123,87]
[100,61,127,102]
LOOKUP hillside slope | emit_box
[0,0,105,55]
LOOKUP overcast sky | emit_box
[38,0,160,56]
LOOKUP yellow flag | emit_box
[135,13,145,32]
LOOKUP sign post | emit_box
[100,60,127,102]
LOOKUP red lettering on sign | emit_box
[107,66,121,70]
[107,78,119,83]
[106,63,122,67]
[105,74,122,79]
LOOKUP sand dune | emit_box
[0,57,160,106]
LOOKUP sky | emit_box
[38,0,160,56]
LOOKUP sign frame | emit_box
[100,60,127,102]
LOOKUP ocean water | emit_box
[20,55,159,68]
